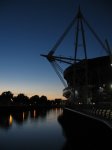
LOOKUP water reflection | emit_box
[0,113,12,130]
[58,109,112,150]
[12,111,29,125]
[9,115,13,126]
[0,108,55,129]
[0,108,64,150]
[0,108,112,150]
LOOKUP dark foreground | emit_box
[0,107,112,150]
[58,108,112,150]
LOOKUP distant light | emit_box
[111,63,112,67]
[78,102,82,105]
[99,87,103,92]
[11,98,13,102]
[110,84,112,89]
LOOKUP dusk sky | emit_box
[0,0,112,99]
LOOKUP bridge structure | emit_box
[41,7,112,130]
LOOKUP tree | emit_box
[0,91,13,105]
[30,95,39,105]
[14,93,29,105]
[39,95,48,105]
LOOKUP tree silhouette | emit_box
[0,91,13,105]
[39,95,48,105]
[30,95,39,106]
[14,93,29,106]
[0,90,64,107]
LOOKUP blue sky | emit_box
[0,0,112,99]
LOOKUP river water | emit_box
[0,108,65,150]
[0,107,111,150]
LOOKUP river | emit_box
[0,107,111,150]
[0,108,65,150]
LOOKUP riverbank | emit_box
[0,105,64,112]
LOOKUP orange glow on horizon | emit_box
[0,90,65,100]
[14,91,64,100]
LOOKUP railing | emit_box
[66,103,112,122]
[86,106,112,120]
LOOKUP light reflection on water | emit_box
[1,108,112,150]
[0,108,65,150]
